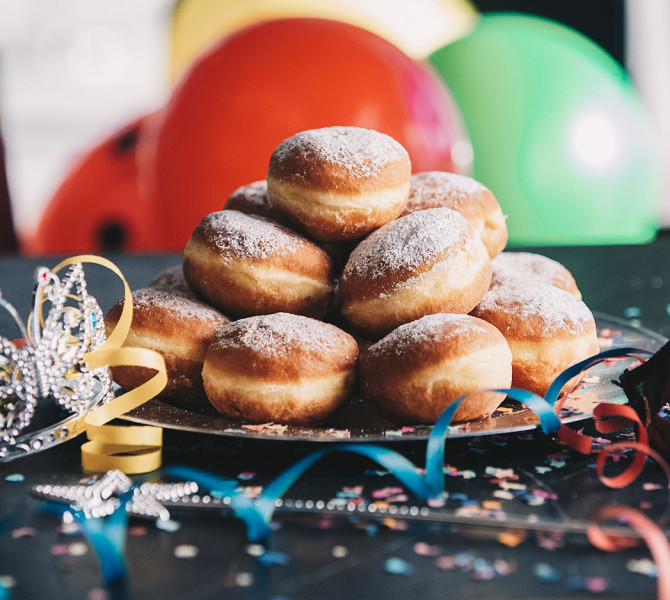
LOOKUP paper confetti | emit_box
[174,545,199,559]
[385,557,414,576]
[533,562,561,582]
[4,474,24,482]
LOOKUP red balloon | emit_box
[24,114,159,254]
[140,17,468,250]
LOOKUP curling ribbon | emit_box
[52,255,167,474]
[588,505,670,600]
[42,488,132,584]
[157,347,656,543]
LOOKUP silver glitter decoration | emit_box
[32,470,199,522]
[0,263,113,445]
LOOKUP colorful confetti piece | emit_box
[385,557,414,576]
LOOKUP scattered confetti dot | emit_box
[413,542,441,557]
[128,526,147,536]
[236,572,254,587]
[4,474,24,482]
[257,551,290,566]
[385,557,414,576]
[332,545,349,558]
[246,544,266,557]
[50,544,70,556]
[0,576,16,589]
[156,519,181,532]
[174,545,199,559]
[68,542,88,557]
[569,576,607,594]
[238,472,255,480]
[11,527,37,539]
[87,589,109,600]
[497,530,525,548]
[533,563,561,582]
[627,558,657,577]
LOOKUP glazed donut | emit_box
[359,313,513,424]
[105,287,230,405]
[183,210,335,318]
[490,251,582,298]
[202,313,359,425]
[340,207,491,337]
[471,283,599,395]
[402,171,507,258]
[266,126,411,242]
[148,264,196,297]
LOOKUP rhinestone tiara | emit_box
[0,263,114,447]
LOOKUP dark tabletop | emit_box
[1,237,669,600]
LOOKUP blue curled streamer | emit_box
[41,493,130,584]
[544,346,653,406]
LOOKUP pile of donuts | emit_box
[107,126,599,426]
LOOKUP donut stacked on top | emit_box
[108,125,600,426]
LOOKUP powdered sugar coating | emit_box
[211,312,347,359]
[474,283,592,335]
[149,265,194,296]
[407,171,487,210]
[270,126,409,179]
[131,288,229,324]
[342,208,473,283]
[225,180,272,213]
[195,210,305,260]
[490,252,579,295]
[366,313,496,358]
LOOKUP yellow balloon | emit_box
[169,0,478,82]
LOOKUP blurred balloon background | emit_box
[2,0,662,253]
[140,17,471,249]
[430,13,660,245]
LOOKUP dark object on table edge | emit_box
[619,339,670,459]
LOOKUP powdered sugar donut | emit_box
[105,287,230,405]
[359,313,513,424]
[402,171,507,258]
[202,313,359,424]
[490,251,582,298]
[471,283,599,395]
[183,210,335,318]
[266,126,411,242]
[149,264,196,297]
[224,180,287,223]
[340,207,491,337]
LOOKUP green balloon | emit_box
[430,13,660,245]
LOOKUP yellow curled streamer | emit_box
[52,255,168,474]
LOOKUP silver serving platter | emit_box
[123,312,668,442]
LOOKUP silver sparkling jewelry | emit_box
[0,263,113,447]
[32,470,200,522]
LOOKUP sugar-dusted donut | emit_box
[359,313,513,424]
[105,287,230,405]
[471,283,599,395]
[224,179,288,223]
[183,210,335,318]
[266,126,411,242]
[340,207,491,337]
[401,171,507,258]
[490,251,582,298]
[148,264,195,297]
[202,313,359,424]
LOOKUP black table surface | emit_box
[1,238,669,600]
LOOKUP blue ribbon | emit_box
[41,494,130,584]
